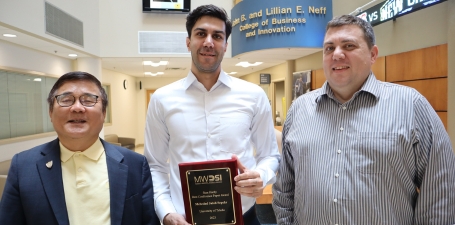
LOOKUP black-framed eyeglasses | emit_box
[55,93,99,107]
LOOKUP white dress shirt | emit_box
[144,70,280,221]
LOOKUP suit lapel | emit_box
[103,140,128,225]
[36,139,69,225]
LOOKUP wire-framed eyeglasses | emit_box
[55,93,99,107]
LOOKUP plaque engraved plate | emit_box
[179,158,243,225]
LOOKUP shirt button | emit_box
[342,106,347,110]
[333,198,338,203]
[340,127,344,131]
[78,168,82,172]
[208,134,211,138]
[335,173,339,178]
[337,150,342,154]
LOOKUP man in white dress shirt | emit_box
[144,4,280,225]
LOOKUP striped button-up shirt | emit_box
[273,74,455,225]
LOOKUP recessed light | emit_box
[3,34,17,37]
[33,78,42,82]
[227,72,238,75]
[145,72,164,76]
[68,54,78,57]
[235,61,263,67]
[143,61,168,67]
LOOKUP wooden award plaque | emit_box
[179,158,243,225]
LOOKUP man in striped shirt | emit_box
[272,15,455,225]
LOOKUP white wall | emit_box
[0,0,101,55]
[98,0,233,57]
[0,40,72,77]
[102,69,140,140]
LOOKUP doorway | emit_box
[272,79,285,126]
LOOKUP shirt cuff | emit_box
[155,195,178,222]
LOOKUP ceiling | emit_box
[0,24,321,78]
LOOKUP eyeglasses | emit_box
[55,93,99,107]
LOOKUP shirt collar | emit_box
[182,70,232,90]
[315,73,381,103]
[60,139,104,162]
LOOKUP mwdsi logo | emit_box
[194,174,223,184]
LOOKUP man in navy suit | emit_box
[0,71,159,225]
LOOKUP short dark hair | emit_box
[326,15,376,49]
[186,4,232,42]
[47,71,108,112]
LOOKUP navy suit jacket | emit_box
[0,138,159,225]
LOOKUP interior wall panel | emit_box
[394,78,447,111]
[386,44,447,82]
[372,56,385,81]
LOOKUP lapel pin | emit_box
[46,160,53,169]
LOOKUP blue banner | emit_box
[231,0,332,57]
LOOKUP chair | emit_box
[0,160,11,176]
[104,134,136,151]
[0,175,7,200]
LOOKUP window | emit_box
[0,70,57,140]
[102,84,112,124]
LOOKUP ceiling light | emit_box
[33,78,42,82]
[143,61,168,67]
[235,61,263,68]
[68,54,78,57]
[145,72,164,76]
[3,34,17,37]
[227,72,238,75]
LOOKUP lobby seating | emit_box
[0,159,11,201]
[104,134,136,151]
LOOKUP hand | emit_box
[232,155,264,198]
[163,213,191,225]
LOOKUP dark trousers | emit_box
[243,205,261,225]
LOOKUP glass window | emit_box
[0,69,57,140]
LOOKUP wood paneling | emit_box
[256,184,273,204]
[372,56,385,81]
[386,44,447,82]
[437,112,447,130]
[311,68,326,90]
[394,78,447,111]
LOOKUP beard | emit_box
[191,49,224,74]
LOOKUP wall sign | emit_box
[231,0,332,57]
[260,73,271,84]
[356,0,446,27]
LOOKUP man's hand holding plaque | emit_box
[232,155,265,198]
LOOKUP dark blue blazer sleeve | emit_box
[0,154,27,225]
